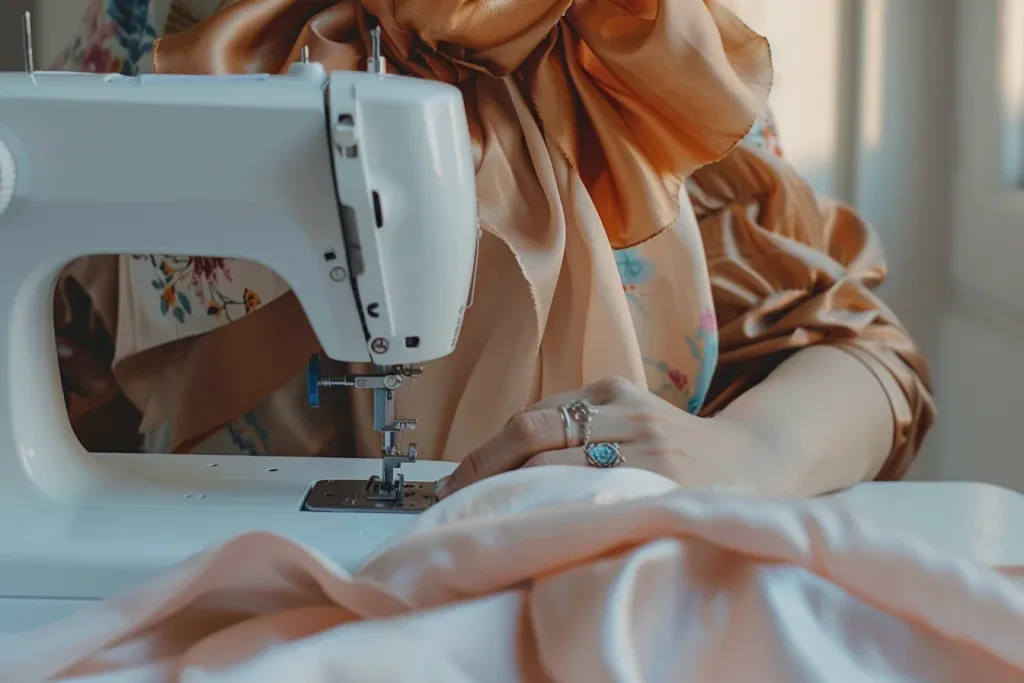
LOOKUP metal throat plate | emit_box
[302,479,437,514]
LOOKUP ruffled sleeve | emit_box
[154,0,772,249]
[688,142,935,480]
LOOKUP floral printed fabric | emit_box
[54,0,784,455]
[52,0,161,75]
[134,256,261,323]
[744,105,785,158]
[613,235,719,416]
[52,5,291,353]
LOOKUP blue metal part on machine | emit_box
[307,354,321,408]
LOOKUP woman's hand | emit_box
[436,376,794,501]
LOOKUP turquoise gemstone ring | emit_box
[584,442,625,468]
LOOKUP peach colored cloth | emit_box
[133,0,775,464]
[3,468,1023,682]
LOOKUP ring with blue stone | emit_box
[584,442,625,468]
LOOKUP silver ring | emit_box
[584,442,625,468]
[558,405,574,448]
[566,399,596,447]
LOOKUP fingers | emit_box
[441,409,565,497]
[521,447,589,468]
[438,406,646,499]
[531,376,645,412]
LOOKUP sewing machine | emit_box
[0,16,480,632]
[0,14,1023,636]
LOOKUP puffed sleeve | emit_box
[688,141,935,480]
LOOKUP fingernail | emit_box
[435,476,452,500]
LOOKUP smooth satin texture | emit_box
[3,468,1023,682]
[143,0,773,461]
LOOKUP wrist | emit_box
[710,409,807,497]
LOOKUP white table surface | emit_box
[831,481,1024,566]
[1,472,1022,636]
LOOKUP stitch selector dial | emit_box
[0,141,14,219]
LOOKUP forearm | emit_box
[717,345,896,496]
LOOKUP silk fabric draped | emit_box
[121,0,773,459]
[3,468,1023,682]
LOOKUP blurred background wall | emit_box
[3,0,1023,489]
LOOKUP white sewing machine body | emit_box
[0,65,478,366]
[0,50,481,633]
[1,40,1024,638]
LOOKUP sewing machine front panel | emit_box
[324,71,480,367]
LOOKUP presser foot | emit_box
[305,355,434,513]
[302,478,437,513]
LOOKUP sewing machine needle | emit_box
[367,26,385,74]
[21,11,35,74]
